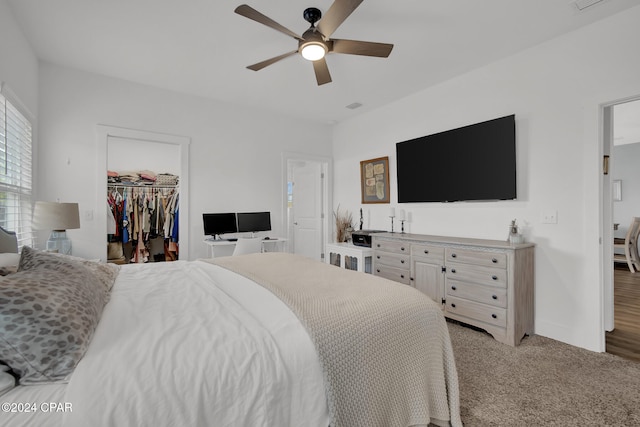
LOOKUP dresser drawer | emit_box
[375,251,410,269]
[446,262,507,288]
[373,239,409,255]
[446,279,507,308]
[446,296,507,328]
[445,248,507,269]
[411,244,444,262]
[374,264,411,285]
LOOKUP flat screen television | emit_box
[202,213,238,237]
[236,211,271,233]
[396,114,516,203]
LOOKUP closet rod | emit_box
[107,183,179,189]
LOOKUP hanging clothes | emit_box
[107,182,179,263]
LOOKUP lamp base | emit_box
[46,230,72,255]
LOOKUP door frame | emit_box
[97,125,190,261]
[281,152,332,259]
[601,94,640,336]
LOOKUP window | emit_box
[0,89,33,249]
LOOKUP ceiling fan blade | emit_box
[312,58,332,86]
[247,50,298,71]
[235,5,303,41]
[331,39,394,57]
[317,0,363,39]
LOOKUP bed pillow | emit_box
[0,250,111,384]
[0,364,16,396]
[18,246,120,295]
[0,253,20,268]
[0,253,20,277]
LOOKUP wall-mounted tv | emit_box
[202,213,238,237]
[396,114,516,203]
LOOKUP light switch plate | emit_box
[541,210,558,224]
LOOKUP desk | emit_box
[325,242,373,273]
[204,238,287,258]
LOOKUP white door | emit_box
[290,160,323,260]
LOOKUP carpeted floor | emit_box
[447,321,640,426]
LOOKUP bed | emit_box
[0,228,461,427]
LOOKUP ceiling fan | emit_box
[234,0,394,86]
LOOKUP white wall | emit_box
[0,0,38,114]
[108,138,180,176]
[37,62,333,261]
[332,6,640,351]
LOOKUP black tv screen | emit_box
[396,115,516,203]
[203,213,237,236]
[237,212,271,233]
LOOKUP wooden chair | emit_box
[613,217,640,273]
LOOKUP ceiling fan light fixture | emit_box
[301,42,327,61]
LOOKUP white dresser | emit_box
[372,232,534,346]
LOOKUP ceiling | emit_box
[7,0,639,124]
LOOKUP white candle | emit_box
[397,209,405,221]
[389,207,395,217]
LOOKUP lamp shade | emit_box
[32,202,80,231]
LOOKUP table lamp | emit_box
[32,201,80,255]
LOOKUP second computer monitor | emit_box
[236,211,271,233]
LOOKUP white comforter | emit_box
[2,260,329,427]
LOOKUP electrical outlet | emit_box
[541,210,558,224]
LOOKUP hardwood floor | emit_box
[606,265,640,362]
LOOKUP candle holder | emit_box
[389,215,395,233]
[400,220,406,233]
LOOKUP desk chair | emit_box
[613,217,640,273]
[232,238,263,256]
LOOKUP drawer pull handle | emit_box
[451,303,456,308]
[400,260,405,264]
[491,314,497,319]
[424,250,429,254]
[492,275,498,280]
[400,274,405,279]
[492,258,498,263]
[376,255,380,259]
[451,253,457,258]
[401,247,405,251]
[492,295,498,300]
[376,269,380,273]
[377,244,381,247]
[451,286,457,291]
[451,269,456,273]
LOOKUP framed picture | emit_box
[360,156,390,204]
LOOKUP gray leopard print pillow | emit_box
[18,246,120,296]
[0,247,117,384]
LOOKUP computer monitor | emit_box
[202,213,237,237]
[236,211,271,233]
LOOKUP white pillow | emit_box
[0,253,20,268]
[0,365,15,396]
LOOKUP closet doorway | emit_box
[97,125,190,262]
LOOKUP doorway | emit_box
[282,153,332,261]
[97,125,190,261]
[602,96,640,360]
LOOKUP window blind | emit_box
[0,91,34,249]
